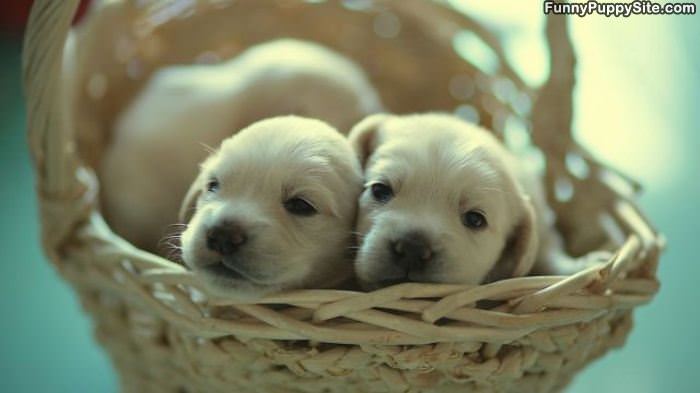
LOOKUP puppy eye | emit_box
[370,183,394,203]
[206,178,220,193]
[462,210,487,230]
[284,197,317,216]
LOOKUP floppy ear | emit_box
[484,197,539,282]
[178,172,204,223]
[348,113,390,168]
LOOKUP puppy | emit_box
[179,116,362,298]
[350,113,591,290]
[100,39,382,252]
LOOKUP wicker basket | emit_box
[23,1,663,392]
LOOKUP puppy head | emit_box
[180,116,362,299]
[244,72,381,135]
[350,114,538,289]
[234,39,383,133]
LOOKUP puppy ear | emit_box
[348,114,390,168]
[484,197,539,282]
[179,172,204,223]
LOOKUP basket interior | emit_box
[65,0,627,262]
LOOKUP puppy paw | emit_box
[578,250,614,267]
[564,250,614,276]
[540,249,613,276]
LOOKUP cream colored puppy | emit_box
[349,113,594,290]
[179,116,362,298]
[100,39,382,252]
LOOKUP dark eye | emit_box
[284,197,317,216]
[370,183,394,203]
[462,210,487,230]
[206,178,220,193]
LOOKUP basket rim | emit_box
[63,194,660,345]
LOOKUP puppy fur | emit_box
[100,39,382,252]
[179,116,363,299]
[349,113,565,289]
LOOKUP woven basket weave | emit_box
[23,1,663,392]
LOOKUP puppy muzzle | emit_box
[206,221,248,257]
[390,231,433,273]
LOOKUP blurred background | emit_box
[0,0,698,392]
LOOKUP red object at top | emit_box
[0,0,92,33]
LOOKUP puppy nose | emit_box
[206,222,247,256]
[390,232,433,273]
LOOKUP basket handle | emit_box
[23,0,82,198]
[531,11,577,152]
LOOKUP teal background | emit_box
[0,4,698,392]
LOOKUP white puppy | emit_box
[100,39,382,252]
[179,116,362,298]
[349,113,595,289]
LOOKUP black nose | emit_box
[390,232,433,273]
[206,222,247,256]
